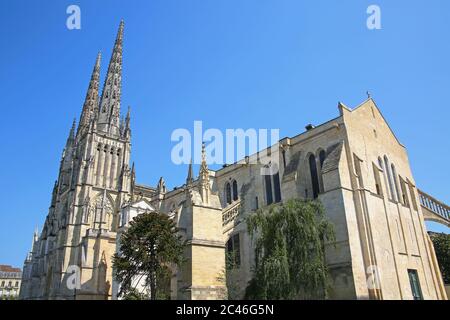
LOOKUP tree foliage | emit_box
[245,199,335,299]
[217,252,242,300]
[430,232,450,284]
[113,211,185,300]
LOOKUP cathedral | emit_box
[19,21,449,300]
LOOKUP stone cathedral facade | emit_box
[20,22,448,300]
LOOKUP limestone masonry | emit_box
[19,21,448,300]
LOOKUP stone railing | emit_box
[222,200,242,227]
[418,190,450,221]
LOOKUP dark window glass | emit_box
[232,180,238,201]
[408,269,423,300]
[309,154,320,199]
[227,238,233,253]
[226,234,241,268]
[319,150,326,168]
[265,174,273,205]
[225,183,232,204]
[273,172,282,203]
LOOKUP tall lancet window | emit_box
[309,154,320,199]
[263,164,281,205]
[264,174,273,205]
[225,182,232,205]
[391,164,401,203]
[384,156,396,201]
[232,180,239,201]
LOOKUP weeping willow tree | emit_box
[245,199,335,300]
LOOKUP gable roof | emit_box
[340,97,405,148]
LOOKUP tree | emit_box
[113,211,186,300]
[245,199,335,299]
[217,252,242,300]
[430,232,450,284]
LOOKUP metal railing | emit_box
[418,190,450,221]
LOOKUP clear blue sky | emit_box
[0,0,449,268]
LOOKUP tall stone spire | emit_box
[186,159,194,186]
[64,118,76,152]
[77,52,101,138]
[98,20,124,136]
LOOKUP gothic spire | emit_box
[77,52,101,138]
[61,118,76,161]
[66,118,76,146]
[98,20,124,136]
[186,159,194,185]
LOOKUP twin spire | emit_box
[77,52,101,137]
[75,20,126,139]
[98,20,124,135]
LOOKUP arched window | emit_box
[318,149,326,193]
[232,180,238,201]
[309,154,320,199]
[225,182,232,205]
[373,162,383,196]
[226,234,241,268]
[391,164,401,203]
[263,164,282,205]
[384,156,396,201]
[264,174,273,205]
[319,150,326,168]
[273,171,281,203]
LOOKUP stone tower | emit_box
[20,21,132,300]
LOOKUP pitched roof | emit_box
[0,265,21,273]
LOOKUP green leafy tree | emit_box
[113,211,186,300]
[430,232,450,284]
[122,288,149,300]
[245,199,335,300]
[217,252,242,300]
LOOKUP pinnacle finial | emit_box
[69,118,76,140]
[117,20,124,42]
[200,142,208,172]
[157,176,166,194]
[366,91,372,99]
[96,51,101,64]
[126,106,131,123]
[186,159,194,185]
